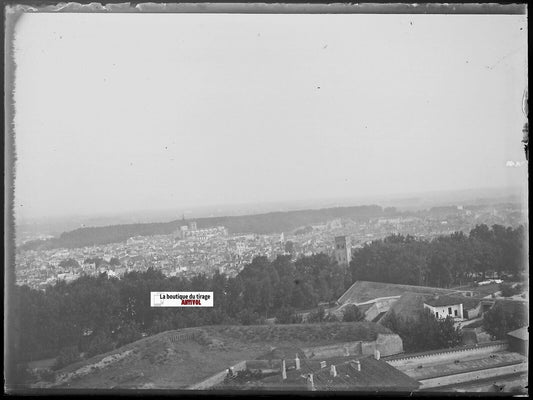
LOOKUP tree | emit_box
[499,283,518,298]
[225,277,244,317]
[259,277,274,318]
[384,309,462,352]
[306,306,326,323]
[324,313,340,323]
[470,224,494,242]
[275,306,303,324]
[237,309,264,325]
[342,304,365,322]
[115,321,142,347]
[59,258,80,268]
[109,257,121,266]
[86,331,115,358]
[284,241,295,254]
[484,302,527,340]
[436,316,463,348]
[483,304,509,340]
[212,270,228,314]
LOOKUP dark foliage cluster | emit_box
[350,224,525,288]
[342,304,365,322]
[499,282,524,298]
[382,309,463,352]
[14,254,349,363]
[482,302,527,340]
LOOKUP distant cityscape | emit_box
[15,201,524,290]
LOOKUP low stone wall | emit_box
[303,341,363,359]
[386,341,508,367]
[419,362,528,389]
[167,329,204,343]
[187,360,247,390]
[301,334,403,359]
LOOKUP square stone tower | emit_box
[334,236,352,266]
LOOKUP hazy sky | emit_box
[13,13,528,221]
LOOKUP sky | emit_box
[12,13,528,222]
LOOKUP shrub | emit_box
[342,304,365,322]
[306,306,326,323]
[499,283,517,298]
[324,313,340,323]
[195,330,213,346]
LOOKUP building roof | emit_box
[507,327,529,341]
[246,355,420,391]
[424,294,473,308]
[338,281,458,305]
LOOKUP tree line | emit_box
[14,253,350,364]
[350,224,525,288]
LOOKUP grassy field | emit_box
[46,322,392,389]
[339,281,457,304]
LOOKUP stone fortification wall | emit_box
[301,333,403,359]
[385,341,508,367]
[167,329,204,343]
[419,362,527,389]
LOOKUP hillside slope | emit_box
[37,322,392,389]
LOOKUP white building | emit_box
[423,295,464,320]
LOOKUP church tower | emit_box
[334,236,352,266]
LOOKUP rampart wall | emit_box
[419,362,527,389]
[385,341,508,367]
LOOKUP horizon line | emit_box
[15,184,526,228]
